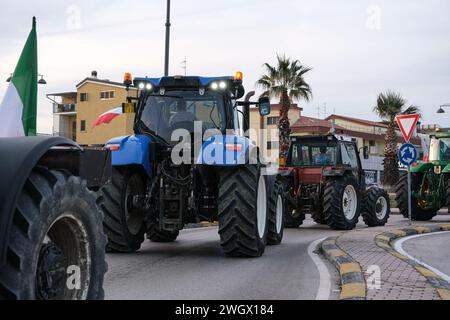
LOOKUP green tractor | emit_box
[395,129,450,220]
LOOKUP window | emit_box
[80,93,88,102]
[80,120,86,132]
[289,143,337,166]
[369,140,376,147]
[341,143,358,168]
[267,117,279,126]
[100,91,115,100]
[267,141,279,150]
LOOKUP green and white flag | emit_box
[0,17,38,137]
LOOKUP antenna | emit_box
[181,58,187,76]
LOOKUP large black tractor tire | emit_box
[99,167,146,252]
[323,176,361,230]
[311,206,327,225]
[362,187,391,227]
[446,178,450,212]
[0,167,107,300]
[267,180,285,245]
[395,174,437,221]
[218,165,268,257]
[147,223,179,243]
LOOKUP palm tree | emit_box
[257,55,312,163]
[373,91,421,188]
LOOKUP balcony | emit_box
[53,103,77,114]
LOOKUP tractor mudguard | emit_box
[196,134,256,166]
[442,163,450,174]
[106,134,153,176]
[410,162,433,173]
[0,136,79,267]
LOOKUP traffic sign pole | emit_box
[407,166,412,225]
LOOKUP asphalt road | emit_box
[104,217,342,300]
[103,214,448,300]
[401,231,450,282]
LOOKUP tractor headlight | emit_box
[145,83,153,90]
[138,82,145,90]
[211,82,219,90]
[219,81,227,89]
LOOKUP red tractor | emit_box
[272,134,390,230]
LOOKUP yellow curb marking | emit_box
[322,240,336,246]
[413,227,432,234]
[415,266,439,278]
[377,242,391,249]
[391,252,409,260]
[437,289,450,301]
[390,229,407,237]
[340,263,361,274]
[376,235,391,242]
[327,249,346,257]
[340,283,366,299]
[440,224,450,231]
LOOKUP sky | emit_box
[0,0,449,134]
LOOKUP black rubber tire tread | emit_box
[323,176,361,230]
[395,173,438,221]
[98,167,145,253]
[218,165,268,257]
[361,187,391,227]
[311,205,327,225]
[267,180,284,245]
[147,223,179,242]
[0,167,107,300]
[446,178,450,210]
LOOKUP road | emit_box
[103,214,446,300]
[104,217,342,300]
[399,231,450,282]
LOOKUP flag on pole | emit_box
[92,107,123,128]
[0,17,38,137]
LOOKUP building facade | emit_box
[49,72,136,145]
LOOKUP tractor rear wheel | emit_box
[218,165,268,257]
[323,176,361,230]
[0,167,107,300]
[395,174,437,221]
[267,180,285,245]
[446,178,450,213]
[99,167,146,252]
[362,187,390,227]
[147,223,179,242]
[311,206,327,225]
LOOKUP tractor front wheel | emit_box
[362,187,390,227]
[267,180,285,245]
[323,176,361,230]
[218,165,268,257]
[395,174,437,221]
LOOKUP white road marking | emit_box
[394,231,450,284]
[308,237,331,300]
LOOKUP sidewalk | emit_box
[326,215,450,300]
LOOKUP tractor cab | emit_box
[123,73,270,146]
[429,130,450,162]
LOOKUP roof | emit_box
[325,114,388,128]
[46,92,77,98]
[76,77,129,89]
[291,116,421,145]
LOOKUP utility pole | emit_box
[164,0,171,76]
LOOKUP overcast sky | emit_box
[0,0,449,134]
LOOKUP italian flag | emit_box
[0,17,38,137]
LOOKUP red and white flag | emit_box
[92,106,123,128]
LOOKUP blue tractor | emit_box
[98,72,284,257]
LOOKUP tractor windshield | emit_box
[138,91,225,144]
[429,137,450,161]
[288,142,338,166]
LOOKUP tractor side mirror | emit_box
[122,102,136,114]
[258,97,271,117]
[363,146,369,160]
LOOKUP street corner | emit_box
[320,237,366,300]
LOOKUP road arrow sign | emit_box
[398,143,418,167]
[396,114,420,142]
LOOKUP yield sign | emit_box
[396,114,420,142]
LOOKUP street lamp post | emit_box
[164,0,171,77]
[6,73,46,84]
[437,104,450,113]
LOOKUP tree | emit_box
[373,91,421,188]
[256,55,312,163]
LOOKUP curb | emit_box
[320,237,366,300]
[374,223,450,300]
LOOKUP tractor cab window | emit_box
[341,143,358,168]
[289,143,337,166]
[139,90,225,144]
[430,137,450,161]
